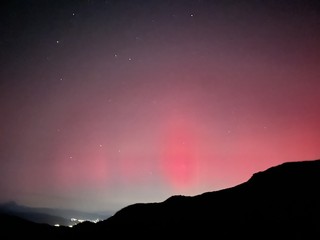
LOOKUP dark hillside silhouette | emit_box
[1,159,320,239]
[95,159,320,238]
[0,201,108,227]
[0,213,71,239]
[0,202,70,226]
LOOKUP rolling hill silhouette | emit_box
[1,159,320,239]
[0,201,71,226]
[0,201,108,227]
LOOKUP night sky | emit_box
[1,0,320,213]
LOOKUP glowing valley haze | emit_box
[0,0,320,213]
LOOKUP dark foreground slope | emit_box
[94,159,320,238]
[0,213,71,239]
[2,159,320,239]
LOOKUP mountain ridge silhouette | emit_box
[1,158,320,239]
[95,158,320,238]
[0,201,109,227]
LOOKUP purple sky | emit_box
[1,0,320,212]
